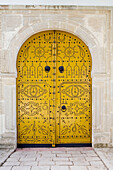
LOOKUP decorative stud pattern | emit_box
[17,30,92,145]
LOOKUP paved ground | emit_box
[0,149,14,166]
[0,147,113,170]
[95,148,113,170]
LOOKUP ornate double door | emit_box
[17,30,92,147]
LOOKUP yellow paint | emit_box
[17,30,92,146]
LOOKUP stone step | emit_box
[1,132,15,138]
[0,137,15,144]
[0,144,14,149]
[0,133,15,149]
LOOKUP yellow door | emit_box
[55,31,92,145]
[17,30,92,147]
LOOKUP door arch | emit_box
[16,30,92,147]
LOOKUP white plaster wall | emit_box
[0,0,113,6]
[0,6,112,147]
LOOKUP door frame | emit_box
[6,17,99,148]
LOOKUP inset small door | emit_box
[17,30,92,147]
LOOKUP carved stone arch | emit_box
[7,18,99,77]
[6,19,100,147]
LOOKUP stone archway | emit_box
[5,17,101,148]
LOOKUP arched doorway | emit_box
[17,30,92,147]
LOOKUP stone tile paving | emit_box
[0,149,14,166]
[95,148,113,170]
[0,147,111,170]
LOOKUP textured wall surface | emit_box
[0,0,113,6]
[0,5,113,148]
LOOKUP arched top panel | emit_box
[17,30,92,79]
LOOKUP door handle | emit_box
[59,66,64,73]
[62,105,66,112]
[45,66,50,73]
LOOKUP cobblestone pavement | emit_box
[0,147,112,170]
